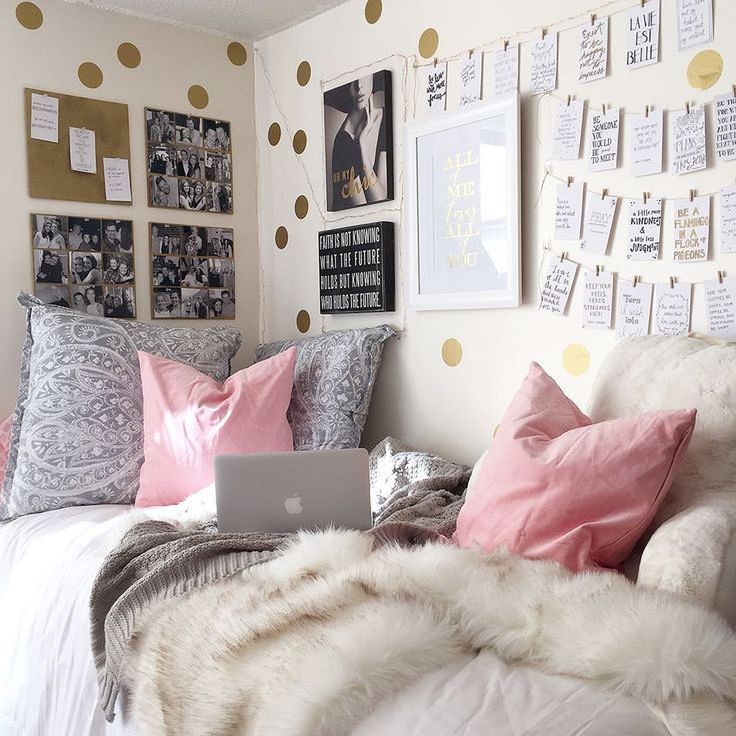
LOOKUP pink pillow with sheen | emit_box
[0,416,12,494]
[455,362,696,572]
[135,347,297,507]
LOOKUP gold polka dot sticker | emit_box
[78,62,103,89]
[292,130,307,154]
[296,310,311,334]
[227,41,248,66]
[16,2,43,30]
[441,338,462,367]
[188,85,209,110]
[294,195,309,219]
[562,343,590,377]
[687,50,723,90]
[418,28,439,59]
[275,226,289,249]
[364,0,382,24]
[296,61,311,87]
[267,122,281,146]
[117,42,141,69]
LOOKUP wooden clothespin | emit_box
[469,48,474,58]
[560,251,567,263]
[433,57,438,67]
[567,95,572,106]
[669,276,675,289]
[645,104,650,118]
[689,189,695,202]
[641,0,646,6]
[732,84,736,97]
[685,101,691,114]
[503,40,509,52]
[602,103,607,115]
[718,270,725,284]
[601,188,608,200]
[591,13,596,24]
[541,28,547,40]
[567,176,573,188]
[633,275,640,288]
[595,264,601,277]
[643,192,648,204]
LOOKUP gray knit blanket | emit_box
[90,437,470,722]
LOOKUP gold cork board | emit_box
[25,88,131,205]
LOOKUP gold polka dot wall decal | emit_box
[562,343,590,377]
[275,226,289,249]
[297,61,312,86]
[267,122,281,146]
[296,310,311,334]
[687,50,723,90]
[188,84,209,109]
[227,41,248,66]
[294,195,309,219]
[364,0,382,24]
[441,338,462,367]
[418,28,439,59]
[292,130,307,154]
[117,42,141,69]
[78,62,103,89]
[16,2,43,30]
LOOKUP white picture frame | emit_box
[405,94,521,310]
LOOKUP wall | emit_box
[255,0,736,465]
[0,0,257,417]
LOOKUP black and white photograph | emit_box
[181,288,209,319]
[203,119,231,151]
[208,288,235,318]
[103,286,136,318]
[175,114,203,147]
[152,287,181,318]
[70,253,103,285]
[204,152,232,182]
[67,218,101,251]
[206,227,234,257]
[176,148,205,179]
[182,225,207,256]
[151,223,181,255]
[207,182,233,213]
[323,69,394,212]
[179,180,208,211]
[36,284,70,308]
[146,109,176,145]
[150,174,179,209]
[152,256,181,287]
[77,285,104,317]
[34,249,68,284]
[179,257,209,288]
[148,145,177,177]
[103,253,135,284]
[207,258,235,289]
[32,215,67,249]
[101,220,133,253]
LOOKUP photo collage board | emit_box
[150,222,235,319]
[146,108,233,214]
[31,213,136,318]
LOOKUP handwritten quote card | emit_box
[672,196,710,262]
[540,257,578,314]
[719,186,736,254]
[629,110,663,177]
[103,158,132,202]
[671,105,706,175]
[458,53,482,107]
[578,17,608,83]
[588,107,619,171]
[653,282,691,336]
[677,0,713,51]
[69,127,97,174]
[704,276,736,340]
[530,34,558,95]
[714,93,736,162]
[616,279,653,338]
[581,194,617,255]
[552,100,583,160]
[627,198,662,260]
[30,93,59,143]
[554,181,584,241]
[494,44,519,96]
[626,0,660,70]
[582,271,613,330]
[424,64,447,115]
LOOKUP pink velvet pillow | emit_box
[454,362,696,572]
[135,347,297,507]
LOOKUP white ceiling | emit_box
[60,0,351,40]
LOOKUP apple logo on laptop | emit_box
[284,493,303,515]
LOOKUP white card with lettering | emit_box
[582,271,613,329]
[677,0,713,51]
[30,93,59,143]
[458,53,482,107]
[653,282,691,336]
[551,100,583,160]
[629,110,663,177]
[714,94,736,162]
[588,107,620,171]
[530,34,557,95]
[616,279,653,338]
[103,157,132,202]
[704,276,736,340]
[554,181,584,241]
[69,127,97,174]
[494,44,519,95]
[581,194,617,255]
[578,17,608,83]
[539,256,578,315]
[719,186,736,254]
[672,196,710,263]
[424,64,447,115]
[626,0,660,69]
[671,105,706,175]
[627,198,662,260]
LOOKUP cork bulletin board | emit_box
[25,88,131,205]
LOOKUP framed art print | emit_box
[405,94,521,310]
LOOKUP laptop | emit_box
[214,448,372,534]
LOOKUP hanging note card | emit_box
[653,282,691,336]
[627,198,662,261]
[677,0,713,51]
[578,17,608,83]
[719,186,736,254]
[581,195,617,255]
[530,33,557,95]
[554,181,584,241]
[458,53,482,107]
[582,271,613,329]
[103,157,132,202]
[629,110,663,177]
[714,93,736,162]
[424,64,447,115]
[30,93,59,143]
[704,276,736,340]
[616,279,653,338]
[540,256,578,315]
[69,127,97,174]
[671,105,706,175]
[588,107,619,171]
[672,196,710,262]
[626,0,660,70]
[494,44,519,96]
[551,100,583,160]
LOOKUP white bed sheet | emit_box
[0,506,671,736]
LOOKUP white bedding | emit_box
[0,507,670,736]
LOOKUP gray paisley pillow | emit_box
[0,293,241,520]
[255,325,396,451]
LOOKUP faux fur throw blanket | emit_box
[123,529,736,736]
